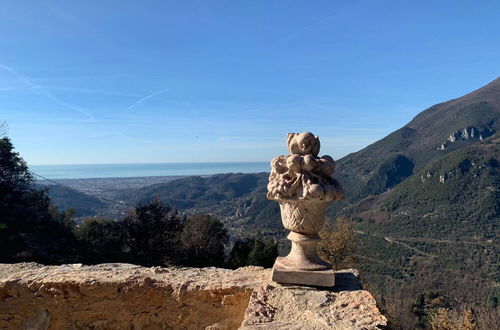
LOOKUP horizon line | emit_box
[29,160,271,167]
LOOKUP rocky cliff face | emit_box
[439,125,495,150]
[0,263,386,330]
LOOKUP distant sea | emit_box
[30,162,270,180]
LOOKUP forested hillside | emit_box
[39,185,106,217]
[333,77,499,208]
[332,79,500,326]
[116,173,283,232]
[349,138,499,326]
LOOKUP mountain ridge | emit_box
[333,77,500,206]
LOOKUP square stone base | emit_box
[271,257,335,287]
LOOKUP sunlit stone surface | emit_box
[0,263,386,329]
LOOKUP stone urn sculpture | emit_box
[267,132,344,287]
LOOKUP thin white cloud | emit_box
[0,63,94,119]
[126,88,169,111]
[41,1,80,23]
[0,87,18,92]
[37,85,139,98]
[0,63,33,86]
[277,11,345,43]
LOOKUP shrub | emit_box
[317,217,356,269]
[429,308,477,330]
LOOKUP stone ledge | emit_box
[0,263,386,329]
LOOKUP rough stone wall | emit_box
[0,263,386,330]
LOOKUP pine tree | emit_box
[247,233,278,268]
[124,197,185,266]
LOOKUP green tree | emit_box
[123,197,184,266]
[412,293,427,328]
[75,217,127,263]
[0,134,79,263]
[181,214,228,267]
[49,205,76,231]
[247,233,278,268]
[226,239,253,269]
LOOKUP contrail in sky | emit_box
[0,63,94,120]
[127,88,169,110]
[278,11,344,43]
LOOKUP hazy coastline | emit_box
[30,162,270,180]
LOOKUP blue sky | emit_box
[1,0,499,165]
